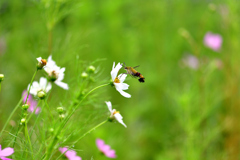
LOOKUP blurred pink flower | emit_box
[22,90,40,114]
[96,138,116,158]
[182,54,199,70]
[0,145,14,160]
[59,147,81,160]
[204,32,222,51]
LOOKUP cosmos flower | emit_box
[28,77,52,99]
[0,145,14,160]
[204,32,223,51]
[106,101,127,128]
[22,90,40,114]
[181,54,199,70]
[36,57,47,70]
[59,147,81,160]
[96,139,116,158]
[44,55,69,90]
[110,62,131,98]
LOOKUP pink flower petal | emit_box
[105,149,116,158]
[59,147,68,154]
[0,147,14,157]
[65,150,77,159]
[22,90,33,104]
[204,32,222,51]
[96,139,105,150]
[59,147,81,160]
[1,157,13,160]
[96,139,116,158]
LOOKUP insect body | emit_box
[122,63,145,83]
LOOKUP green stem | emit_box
[45,99,54,122]
[56,120,108,160]
[24,123,34,160]
[64,83,110,127]
[25,70,38,104]
[12,70,38,147]
[0,96,23,137]
[74,120,108,144]
[43,83,110,160]
[29,101,43,137]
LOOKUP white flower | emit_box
[44,55,69,90]
[36,57,42,63]
[111,62,131,98]
[105,101,127,128]
[28,77,52,97]
[36,57,47,69]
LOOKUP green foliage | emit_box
[1,0,240,159]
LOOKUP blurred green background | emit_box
[1,0,240,159]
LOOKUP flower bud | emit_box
[59,114,65,120]
[0,74,4,82]
[37,90,46,99]
[37,59,47,70]
[20,118,26,125]
[81,72,88,79]
[87,65,96,73]
[57,107,64,114]
[49,128,54,133]
[22,104,29,110]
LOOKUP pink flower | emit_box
[96,139,116,158]
[204,32,223,51]
[22,90,40,114]
[182,54,199,70]
[59,147,81,160]
[0,145,14,160]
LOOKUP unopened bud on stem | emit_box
[87,65,96,73]
[22,104,29,110]
[37,90,46,99]
[0,74,4,82]
[81,72,88,79]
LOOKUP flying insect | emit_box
[122,63,145,83]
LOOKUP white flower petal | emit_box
[44,66,51,74]
[118,73,127,82]
[55,81,69,90]
[115,85,131,98]
[28,82,40,96]
[57,73,64,82]
[114,113,127,128]
[39,77,48,89]
[110,62,122,81]
[105,101,113,112]
[118,82,129,90]
[60,67,65,73]
[112,62,116,70]
[47,55,56,66]
[36,57,42,62]
[46,83,52,92]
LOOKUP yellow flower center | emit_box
[113,110,120,115]
[114,77,120,83]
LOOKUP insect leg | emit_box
[133,65,140,69]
